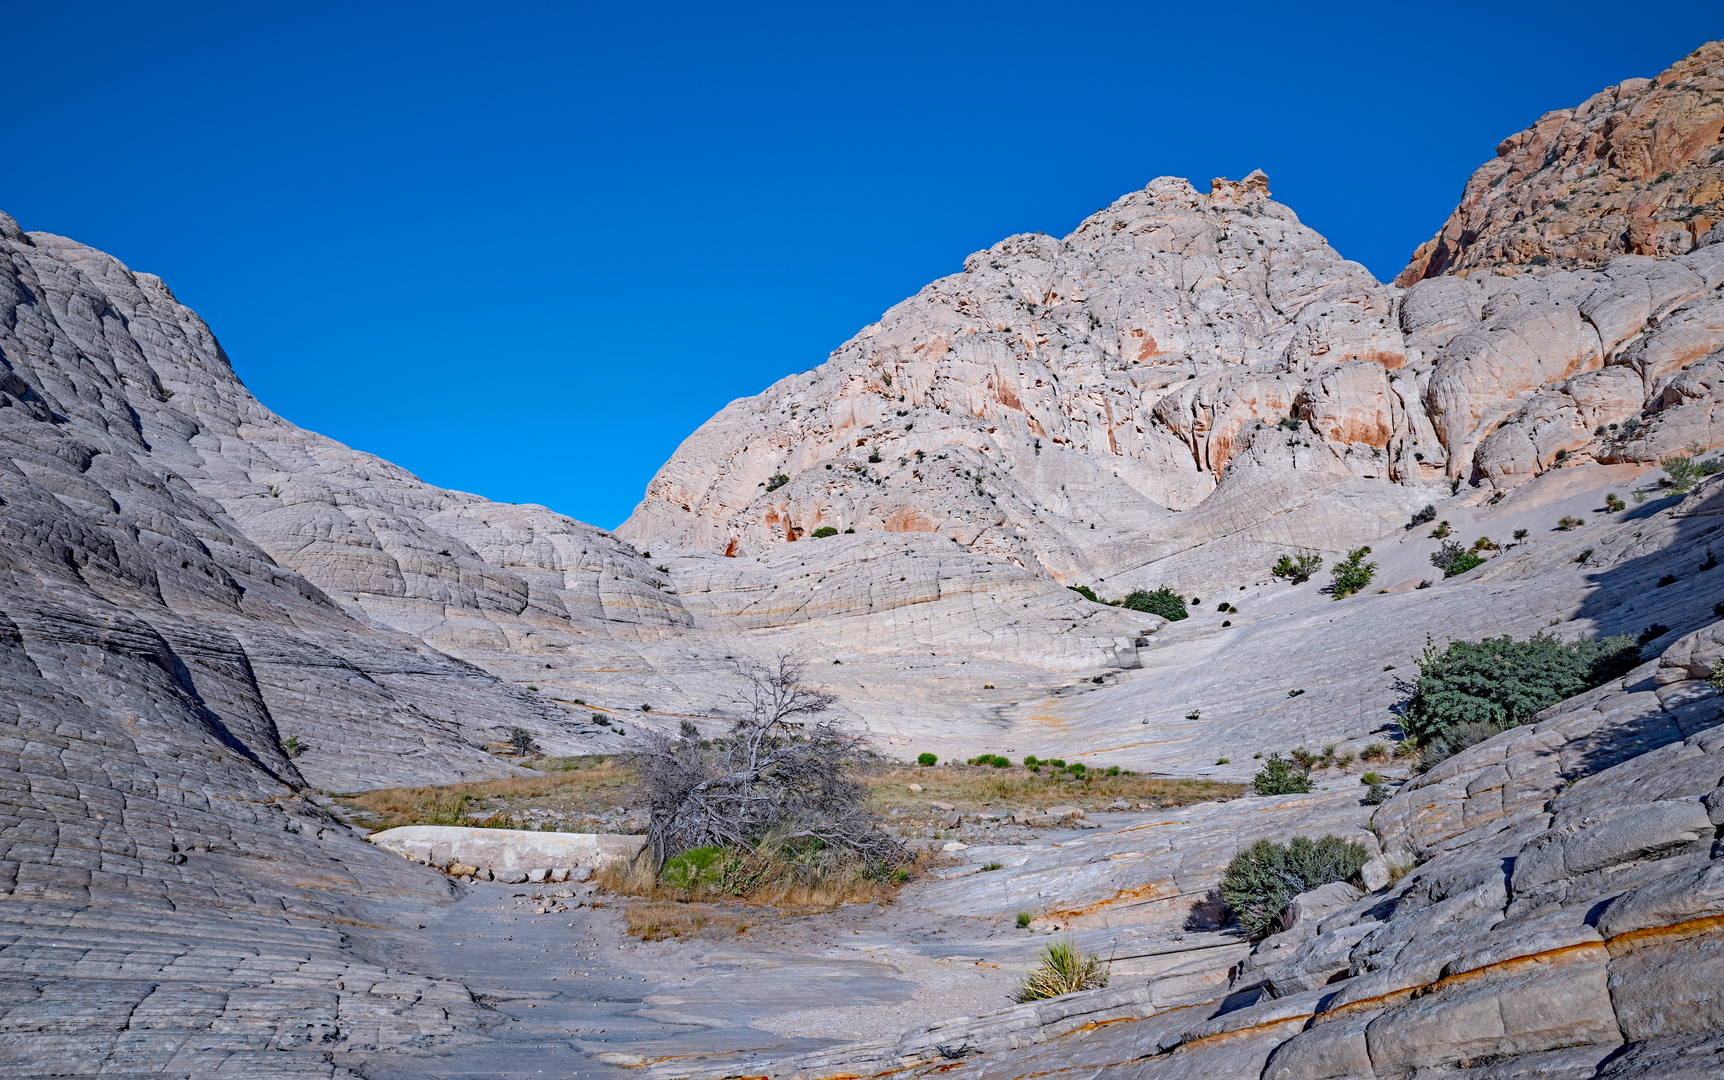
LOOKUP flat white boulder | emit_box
[367,826,646,873]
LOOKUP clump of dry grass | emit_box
[624,902,749,941]
[865,765,1240,815]
[335,756,635,830]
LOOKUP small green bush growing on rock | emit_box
[1067,584,1102,603]
[765,473,790,492]
[1017,910,1033,928]
[1220,835,1370,936]
[1015,938,1108,1001]
[810,526,838,538]
[1402,632,1640,746]
[508,727,540,755]
[1406,504,1436,529]
[1328,547,1376,598]
[282,735,306,758]
[1272,551,1324,584]
[1362,782,1389,805]
[1252,753,1311,796]
[917,752,937,767]
[1660,447,1705,492]
[1431,540,1485,578]
[1122,586,1189,621]
[1513,528,1529,541]
[1557,516,1584,530]
[1606,493,1625,512]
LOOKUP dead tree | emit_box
[632,656,904,870]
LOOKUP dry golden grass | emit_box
[595,848,917,913]
[335,756,635,830]
[337,756,1241,832]
[865,764,1241,815]
[625,902,749,941]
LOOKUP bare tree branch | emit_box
[631,656,904,872]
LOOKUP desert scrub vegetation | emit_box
[1430,540,1485,578]
[1015,937,1109,1001]
[1271,551,1323,584]
[1120,586,1188,621]
[1251,753,1311,796]
[1220,835,1370,936]
[1328,546,1376,598]
[600,828,911,909]
[1401,632,1641,761]
[632,658,907,896]
[334,755,635,831]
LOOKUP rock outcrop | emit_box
[626,59,1724,590]
[1400,41,1724,283]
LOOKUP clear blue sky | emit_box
[6,3,1720,528]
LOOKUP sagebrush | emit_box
[1220,835,1370,936]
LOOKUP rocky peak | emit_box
[1399,39,1724,283]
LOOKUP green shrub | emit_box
[1406,504,1436,529]
[1362,782,1389,805]
[1661,448,1704,492]
[765,473,790,492]
[917,752,937,767]
[1402,632,1641,745]
[1015,938,1108,1001]
[1431,540,1485,578]
[1557,515,1584,530]
[1272,551,1324,584]
[1513,528,1529,541]
[810,526,839,538]
[281,734,306,759]
[1067,584,1102,603]
[1252,753,1312,796]
[1416,719,1509,771]
[1220,836,1370,935]
[662,845,727,889]
[1017,910,1033,928]
[1605,493,1625,512]
[1122,586,1189,621]
[1329,546,1376,598]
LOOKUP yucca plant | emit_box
[1015,937,1108,1002]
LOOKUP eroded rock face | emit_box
[626,122,1724,589]
[1399,40,1724,283]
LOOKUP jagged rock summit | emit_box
[1401,40,1724,283]
[625,128,1724,594]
